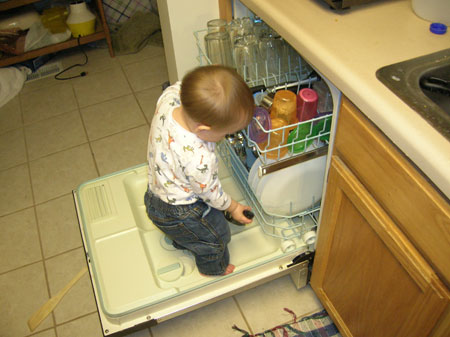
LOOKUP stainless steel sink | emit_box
[376,48,450,141]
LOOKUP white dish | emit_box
[254,153,327,216]
[247,157,261,193]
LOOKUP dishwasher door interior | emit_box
[74,151,315,336]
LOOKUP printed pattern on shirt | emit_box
[147,82,231,210]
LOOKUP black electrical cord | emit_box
[54,36,88,80]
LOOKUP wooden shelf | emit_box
[0,0,114,68]
[0,30,107,67]
[0,0,40,11]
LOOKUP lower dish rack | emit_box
[217,139,320,242]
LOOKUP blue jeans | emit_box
[144,189,231,275]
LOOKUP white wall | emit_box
[157,0,221,83]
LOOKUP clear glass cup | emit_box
[228,18,242,46]
[241,17,254,36]
[253,17,270,39]
[259,34,279,78]
[207,19,228,33]
[228,17,254,45]
[277,37,291,78]
[234,37,263,83]
[204,31,234,67]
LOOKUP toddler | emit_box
[144,65,255,276]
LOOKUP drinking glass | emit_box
[277,37,291,78]
[234,37,263,83]
[204,32,234,67]
[253,17,270,39]
[259,34,279,78]
[207,19,228,33]
[228,17,254,45]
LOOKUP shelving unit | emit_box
[0,0,114,68]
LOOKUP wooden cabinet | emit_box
[0,0,113,68]
[311,97,450,337]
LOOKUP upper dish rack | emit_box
[194,28,314,88]
[194,28,332,175]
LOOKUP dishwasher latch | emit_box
[287,251,315,289]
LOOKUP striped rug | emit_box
[233,309,341,337]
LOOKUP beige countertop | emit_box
[241,0,450,198]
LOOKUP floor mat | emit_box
[233,308,341,337]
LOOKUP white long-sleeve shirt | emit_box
[147,82,231,210]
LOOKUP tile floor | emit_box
[0,42,322,337]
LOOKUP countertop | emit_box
[241,0,450,198]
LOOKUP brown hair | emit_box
[180,65,254,130]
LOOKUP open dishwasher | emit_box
[73,23,341,337]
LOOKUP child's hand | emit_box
[227,200,253,225]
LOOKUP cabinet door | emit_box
[311,156,449,337]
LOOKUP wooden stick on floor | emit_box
[28,266,88,332]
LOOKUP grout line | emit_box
[71,83,101,178]
[43,246,84,263]
[0,191,73,219]
[134,89,152,126]
[232,295,254,335]
[1,43,166,337]
[24,326,57,337]
[21,97,57,329]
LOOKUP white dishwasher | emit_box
[73,19,341,337]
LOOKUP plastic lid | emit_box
[430,23,447,35]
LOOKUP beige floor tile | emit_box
[0,163,33,216]
[36,194,83,258]
[32,328,57,337]
[117,44,165,66]
[0,128,27,170]
[21,82,78,125]
[123,55,169,92]
[22,71,65,95]
[56,313,103,337]
[135,86,163,124]
[81,94,147,141]
[0,262,53,337]
[0,207,41,273]
[0,96,22,134]
[151,297,247,337]
[125,328,152,337]
[45,248,97,324]
[58,45,121,76]
[73,67,132,108]
[234,276,323,333]
[91,125,149,175]
[25,110,87,160]
[29,144,98,204]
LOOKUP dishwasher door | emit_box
[74,155,315,336]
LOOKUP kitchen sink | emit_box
[376,48,450,141]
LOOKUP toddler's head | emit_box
[180,65,254,142]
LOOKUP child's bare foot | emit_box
[201,264,235,277]
[223,264,235,275]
